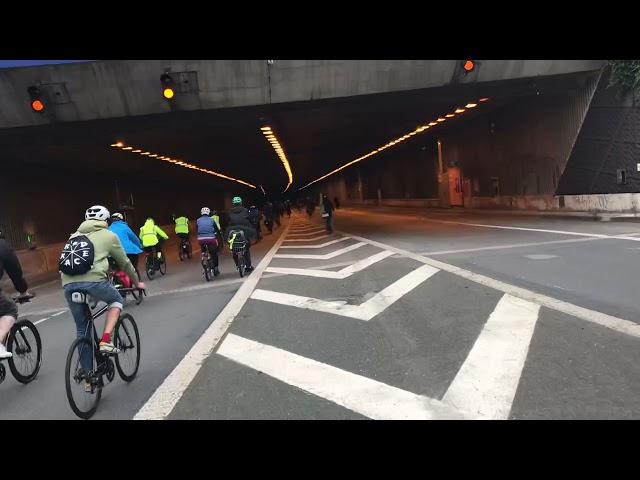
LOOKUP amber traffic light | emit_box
[27,86,45,113]
[160,73,175,100]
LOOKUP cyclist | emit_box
[174,214,190,246]
[225,196,256,273]
[61,206,145,359]
[211,209,223,253]
[139,217,169,265]
[196,207,220,276]
[263,201,274,233]
[109,212,143,278]
[0,230,33,359]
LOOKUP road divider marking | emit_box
[218,333,471,420]
[442,294,539,420]
[274,242,366,260]
[280,237,351,249]
[251,263,439,320]
[266,250,395,279]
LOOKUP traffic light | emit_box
[160,73,175,100]
[462,60,475,74]
[27,86,45,113]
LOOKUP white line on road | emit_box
[341,231,640,340]
[425,218,640,242]
[218,333,470,420]
[442,294,540,420]
[279,237,351,249]
[33,309,68,326]
[251,263,439,320]
[133,223,291,420]
[274,242,366,260]
[266,250,395,279]
[282,235,330,242]
[286,231,327,238]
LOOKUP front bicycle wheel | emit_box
[114,313,140,382]
[65,337,102,419]
[146,256,155,280]
[131,288,143,305]
[7,319,42,384]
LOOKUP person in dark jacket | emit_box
[322,194,335,233]
[226,197,257,272]
[0,231,33,358]
[263,201,274,233]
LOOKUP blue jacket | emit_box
[196,215,220,238]
[109,220,143,254]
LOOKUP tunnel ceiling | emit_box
[0,72,592,196]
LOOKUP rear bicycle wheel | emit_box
[145,256,155,280]
[179,245,184,261]
[203,260,211,281]
[114,313,140,381]
[238,252,245,278]
[7,319,42,384]
[65,337,101,419]
[187,242,192,259]
[159,253,167,276]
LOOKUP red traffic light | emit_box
[31,99,45,112]
[27,86,45,113]
[463,60,475,73]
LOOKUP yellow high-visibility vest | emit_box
[175,216,189,234]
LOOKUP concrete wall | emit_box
[312,71,601,205]
[0,60,604,129]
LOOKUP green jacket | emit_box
[61,220,139,286]
[175,216,189,234]
[139,219,169,247]
[212,214,221,231]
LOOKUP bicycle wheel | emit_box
[65,337,102,419]
[238,253,245,278]
[179,246,184,262]
[114,313,140,382]
[203,260,211,282]
[131,288,143,305]
[187,242,192,259]
[7,319,42,384]
[145,256,155,280]
[159,253,167,276]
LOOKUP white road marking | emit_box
[524,254,558,260]
[442,294,540,420]
[251,263,439,320]
[283,235,330,242]
[279,237,351,249]
[286,230,327,237]
[218,334,471,420]
[274,242,366,260]
[341,231,640,339]
[33,309,68,326]
[426,219,640,242]
[266,250,395,279]
[133,223,291,420]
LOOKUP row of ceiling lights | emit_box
[260,126,294,193]
[299,97,490,191]
[109,142,256,189]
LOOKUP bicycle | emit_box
[228,231,248,278]
[145,248,166,280]
[0,294,42,386]
[64,291,141,419]
[201,244,220,282]
[107,259,145,305]
[178,237,192,261]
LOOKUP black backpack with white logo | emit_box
[59,234,95,275]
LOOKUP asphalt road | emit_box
[4,208,640,419]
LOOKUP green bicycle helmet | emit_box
[232,196,243,205]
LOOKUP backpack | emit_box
[59,234,95,275]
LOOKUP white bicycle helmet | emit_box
[111,212,124,221]
[85,205,110,221]
[201,207,211,215]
